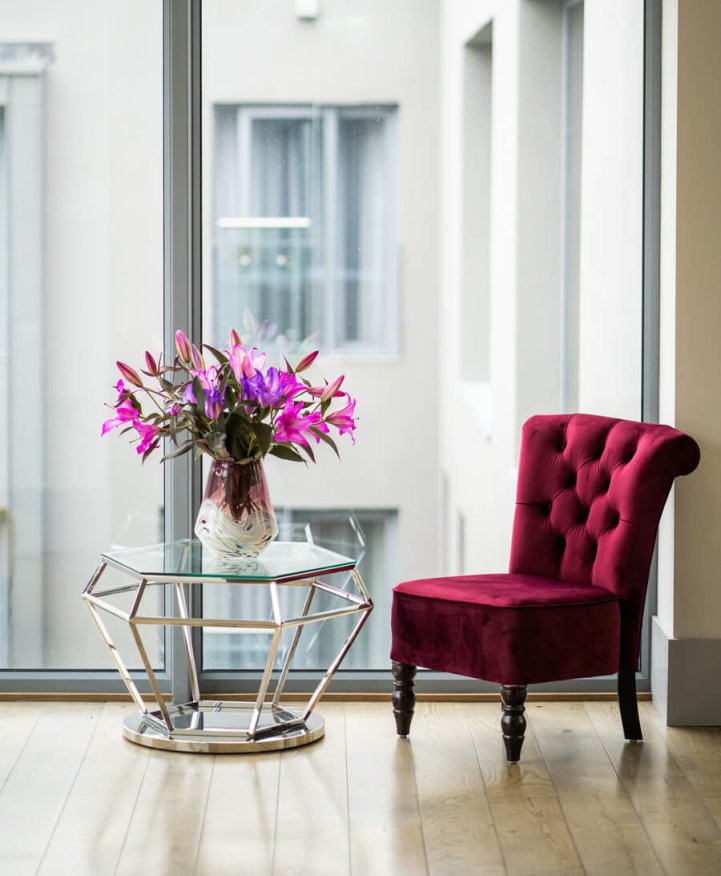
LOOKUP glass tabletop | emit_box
[101,539,356,582]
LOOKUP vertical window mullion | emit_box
[163,0,203,701]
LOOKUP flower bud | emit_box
[320,374,344,402]
[175,330,192,362]
[117,361,143,387]
[191,344,205,371]
[294,350,319,373]
[230,328,241,347]
[145,351,159,375]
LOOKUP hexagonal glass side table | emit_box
[82,539,373,753]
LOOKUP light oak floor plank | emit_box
[346,701,428,876]
[114,732,214,876]
[467,701,585,875]
[0,703,103,876]
[586,700,721,875]
[193,749,280,876]
[410,701,505,876]
[0,702,44,793]
[529,701,664,876]
[36,703,151,876]
[271,702,349,876]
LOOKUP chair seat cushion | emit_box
[390,574,621,685]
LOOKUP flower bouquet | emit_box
[102,329,357,557]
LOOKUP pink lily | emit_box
[274,400,325,447]
[229,344,266,381]
[133,421,159,455]
[325,395,357,443]
[229,328,242,347]
[101,398,138,435]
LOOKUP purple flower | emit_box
[182,383,197,405]
[242,368,303,408]
[203,387,226,420]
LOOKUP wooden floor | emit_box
[1,700,721,875]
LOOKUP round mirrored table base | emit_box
[122,702,325,753]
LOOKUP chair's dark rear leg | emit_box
[618,667,643,741]
[392,661,416,736]
[501,684,527,763]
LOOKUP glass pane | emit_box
[0,2,163,669]
[201,0,645,678]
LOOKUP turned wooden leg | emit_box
[500,684,527,763]
[392,661,417,736]
[618,667,643,741]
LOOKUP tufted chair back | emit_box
[509,413,700,667]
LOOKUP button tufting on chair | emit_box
[390,412,700,763]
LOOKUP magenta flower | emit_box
[274,400,325,447]
[101,398,139,435]
[326,395,357,443]
[134,421,159,455]
[175,330,192,362]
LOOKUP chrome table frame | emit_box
[82,542,373,753]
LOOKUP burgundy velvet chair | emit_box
[390,413,700,762]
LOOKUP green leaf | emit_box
[269,444,306,464]
[252,421,273,457]
[309,427,340,459]
[203,343,229,365]
[299,442,316,464]
[161,442,194,462]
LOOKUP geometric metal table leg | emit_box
[272,581,317,706]
[173,581,201,703]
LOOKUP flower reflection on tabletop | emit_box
[102,329,358,558]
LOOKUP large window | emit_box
[212,104,398,354]
[0,6,163,672]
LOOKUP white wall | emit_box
[653,0,721,724]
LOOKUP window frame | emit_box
[0,0,661,697]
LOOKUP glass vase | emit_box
[194,458,278,559]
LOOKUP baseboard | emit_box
[652,615,721,725]
[0,690,648,703]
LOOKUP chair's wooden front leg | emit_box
[501,684,527,763]
[392,661,417,736]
